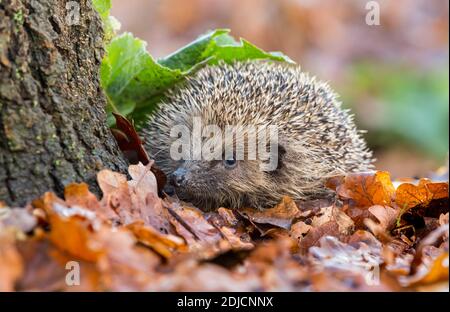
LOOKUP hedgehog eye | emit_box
[223,158,237,169]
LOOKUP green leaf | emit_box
[159,29,293,71]
[92,0,120,41]
[158,29,230,71]
[92,0,111,20]
[101,33,182,126]
[201,36,294,65]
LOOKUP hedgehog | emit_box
[142,61,374,210]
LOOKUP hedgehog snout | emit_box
[169,167,188,187]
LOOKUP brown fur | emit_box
[142,61,374,210]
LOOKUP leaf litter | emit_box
[0,165,448,291]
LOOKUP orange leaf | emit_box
[126,221,187,258]
[395,179,448,210]
[401,252,449,287]
[240,196,300,229]
[0,231,23,291]
[42,193,105,262]
[335,171,395,207]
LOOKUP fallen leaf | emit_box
[333,171,395,207]
[410,223,449,274]
[31,191,161,290]
[217,226,254,251]
[0,208,37,233]
[166,200,222,245]
[148,260,261,291]
[395,179,448,211]
[298,221,341,254]
[0,231,24,291]
[240,196,300,229]
[98,165,173,233]
[401,252,449,287]
[368,205,399,232]
[308,236,385,290]
[163,200,241,259]
[34,193,104,262]
[17,238,100,291]
[126,221,187,258]
[290,221,312,241]
[64,183,118,221]
[242,236,310,291]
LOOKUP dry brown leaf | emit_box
[333,171,395,207]
[217,226,254,251]
[111,113,167,193]
[241,236,310,291]
[306,205,353,234]
[309,235,382,271]
[368,205,399,232]
[341,204,373,229]
[64,183,101,211]
[33,192,104,262]
[410,223,449,272]
[439,212,449,226]
[148,260,261,291]
[332,206,355,234]
[97,164,172,233]
[166,200,222,245]
[126,221,187,259]
[162,200,247,259]
[97,169,131,224]
[17,237,101,291]
[64,183,118,221]
[0,231,24,291]
[240,196,300,229]
[128,162,158,198]
[364,218,394,243]
[30,191,161,291]
[310,206,334,227]
[395,179,448,211]
[308,236,387,290]
[216,208,240,227]
[206,208,255,251]
[298,221,341,254]
[439,213,449,242]
[401,252,449,287]
[290,221,312,241]
[0,207,37,233]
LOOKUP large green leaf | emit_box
[158,29,293,71]
[101,33,183,126]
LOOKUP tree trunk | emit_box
[0,0,127,206]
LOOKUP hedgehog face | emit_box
[167,157,268,210]
[164,125,282,209]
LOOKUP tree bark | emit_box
[0,0,127,206]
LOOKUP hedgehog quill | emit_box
[143,61,374,210]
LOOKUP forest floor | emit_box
[0,160,448,291]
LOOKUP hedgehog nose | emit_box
[163,185,175,196]
[170,168,187,187]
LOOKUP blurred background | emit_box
[111,0,449,178]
